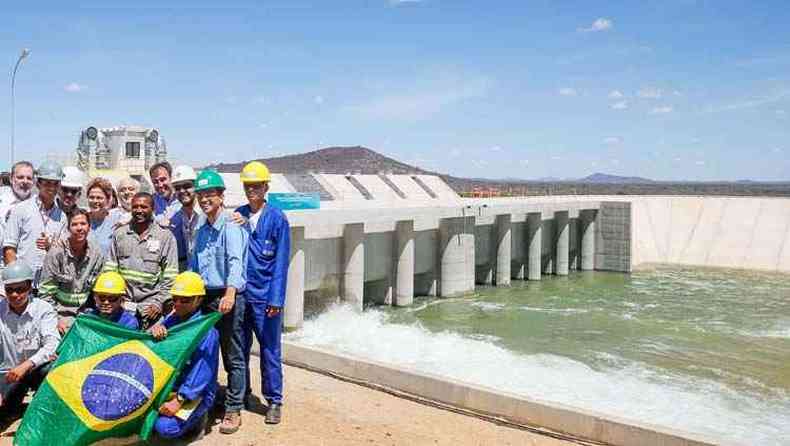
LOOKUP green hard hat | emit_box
[3,262,34,285]
[37,160,64,181]
[194,170,225,192]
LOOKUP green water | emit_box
[386,266,790,401]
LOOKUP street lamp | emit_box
[10,48,31,167]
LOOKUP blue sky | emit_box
[2,0,789,180]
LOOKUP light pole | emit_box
[10,48,31,167]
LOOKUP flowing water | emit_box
[287,266,790,445]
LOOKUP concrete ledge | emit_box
[283,342,736,446]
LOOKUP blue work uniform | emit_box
[235,203,290,406]
[170,207,204,272]
[88,209,124,256]
[85,308,139,330]
[154,193,181,221]
[154,311,219,439]
[189,210,248,412]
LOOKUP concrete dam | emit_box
[230,173,789,446]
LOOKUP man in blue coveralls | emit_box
[190,170,248,434]
[233,161,290,425]
[151,271,219,440]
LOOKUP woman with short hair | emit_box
[86,177,123,255]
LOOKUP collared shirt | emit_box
[89,208,124,256]
[103,221,179,311]
[38,239,105,319]
[190,211,247,291]
[86,308,139,330]
[154,193,182,221]
[2,197,67,285]
[169,205,205,272]
[235,204,290,306]
[163,311,219,403]
[0,298,60,369]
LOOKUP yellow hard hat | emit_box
[240,161,271,183]
[93,271,126,295]
[171,271,206,297]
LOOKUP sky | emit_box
[2,0,789,181]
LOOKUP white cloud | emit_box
[610,101,628,110]
[258,122,269,129]
[490,145,503,152]
[253,95,266,104]
[608,90,624,99]
[578,18,613,33]
[695,160,705,166]
[64,82,86,93]
[673,90,683,96]
[314,95,324,105]
[650,105,673,114]
[638,87,662,99]
[344,75,491,121]
[558,87,578,96]
[611,159,621,165]
[603,136,622,145]
[771,147,783,154]
[704,89,790,113]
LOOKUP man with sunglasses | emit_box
[87,271,138,330]
[57,166,85,217]
[0,262,59,416]
[38,209,105,334]
[169,166,204,272]
[190,170,247,434]
[3,161,67,291]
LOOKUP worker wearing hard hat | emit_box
[0,262,59,415]
[169,166,205,272]
[58,166,85,216]
[3,160,68,289]
[190,170,248,434]
[87,271,138,330]
[150,272,219,440]
[233,161,290,425]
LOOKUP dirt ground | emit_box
[1,356,580,446]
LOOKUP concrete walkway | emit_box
[1,356,581,446]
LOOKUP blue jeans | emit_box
[243,300,283,405]
[203,289,246,412]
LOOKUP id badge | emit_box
[147,240,161,253]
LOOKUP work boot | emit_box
[219,411,242,434]
[265,404,282,424]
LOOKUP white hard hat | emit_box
[172,165,197,185]
[61,166,85,189]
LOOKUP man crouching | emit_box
[150,271,219,440]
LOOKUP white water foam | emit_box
[287,305,790,446]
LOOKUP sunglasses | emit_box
[95,295,122,303]
[62,187,81,195]
[5,285,30,295]
[174,184,194,192]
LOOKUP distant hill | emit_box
[210,146,433,175]
[579,173,654,184]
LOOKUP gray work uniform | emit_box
[2,198,67,287]
[103,221,178,315]
[38,239,105,322]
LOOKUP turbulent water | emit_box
[287,267,790,445]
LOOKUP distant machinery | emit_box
[76,125,167,188]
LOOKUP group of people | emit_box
[0,158,290,440]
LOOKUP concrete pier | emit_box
[495,214,511,286]
[541,219,554,275]
[343,222,365,311]
[439,216,475,297]
[527,212,542,280]
[284,226,306,330]
[581,210,596,271]
[568,217,579,271]
[394,220,415,306]
[555,211,569,276]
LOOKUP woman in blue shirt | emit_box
[86,178,123,256]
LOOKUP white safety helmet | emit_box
[61,166,85,189]
[172,165,197,186]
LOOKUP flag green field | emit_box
[14,312,221,446]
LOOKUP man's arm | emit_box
[29,304,61,367]
[156,232,179,308]
[2,207,21,265]
[269,215,291,309]
[102,230,119,273]
[37,250,60,306]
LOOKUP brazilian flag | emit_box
[15,312,221,445]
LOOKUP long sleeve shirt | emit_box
[0,298,60,369]
[169,206,204,272]
[235,204,290,307]
[189,211,247,292]
[103,221,179,311]
[38,239,105,319]
[89,208,124,257]
[154,193,181,221]
[163,311,219,403]
[85,308,139,330]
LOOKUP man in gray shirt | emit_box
[0,262,59,415]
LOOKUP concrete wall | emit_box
[630,196,790,272]
[284,343,728,446]
[596,202,632,272]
